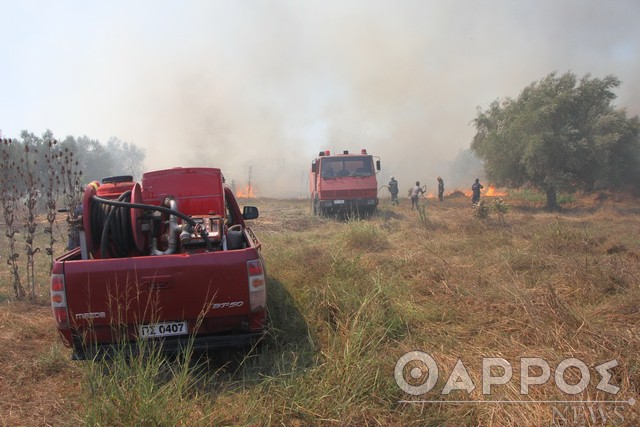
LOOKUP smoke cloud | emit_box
[2,1,638,196]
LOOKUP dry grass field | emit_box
[1,190,639,426]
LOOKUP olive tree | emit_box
[471,72,640,210]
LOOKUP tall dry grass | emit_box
[0,194,639,425]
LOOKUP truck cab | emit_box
[310,149,381,216]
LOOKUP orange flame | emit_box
[236,185,255,199]
[484,185,507,197]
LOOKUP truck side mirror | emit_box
[242,206,259,220]
[311,161,317,173]
[376,160,381,171]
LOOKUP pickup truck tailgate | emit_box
[61,249,262,347]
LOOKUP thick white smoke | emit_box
[1,1,638,196]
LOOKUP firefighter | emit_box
[471,178,483,204]
[437,177,445,202]
[411,181,424,210]
[388,176,399,205]
[66,203,83,250]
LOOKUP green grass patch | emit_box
[81,341,211,426]
[509,188,576,205]
[343,219,388,251]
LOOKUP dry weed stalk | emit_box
[0,138,25,299]
[21,141,41,301]
[59,147,83,248]
[43,139,60,271]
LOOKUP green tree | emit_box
[77,135,114,180]
[106,137,146,180]
[471,72,640,210]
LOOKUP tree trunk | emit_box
[545,186,560,211]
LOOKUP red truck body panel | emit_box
[314,175,378,199]
[54,243,264,348]
[142,167,225,217]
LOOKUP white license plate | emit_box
[139,321,188,339]
[334,200,345,204]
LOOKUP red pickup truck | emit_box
[50,167,266,359]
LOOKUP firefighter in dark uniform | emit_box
[471,178,483,204]
[388,176,399,205]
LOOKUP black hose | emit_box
[90,191,135,258]
[90,194,212,256]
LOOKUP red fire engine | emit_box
[310,149,381,216]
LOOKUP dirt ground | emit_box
[0,302,82,426]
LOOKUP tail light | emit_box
[247,259,266,313]
[51,274,70,328]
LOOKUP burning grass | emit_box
[1,193,640,425]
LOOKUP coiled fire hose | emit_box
[90,193,212,258]
[91,191,135,258]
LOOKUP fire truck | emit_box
[50,168,266,359]
[310,149,381,216]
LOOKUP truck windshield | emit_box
[321,156,373,178]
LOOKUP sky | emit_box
[1,0,638,197]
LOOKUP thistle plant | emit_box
[0,138,25,299]
[21,142,41,301]
[43,139,60,270]
[59,148,83,247]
